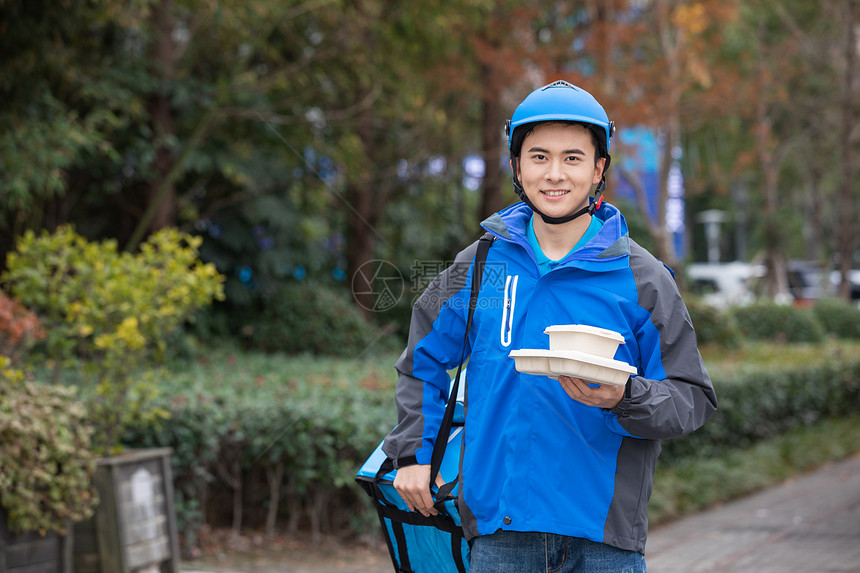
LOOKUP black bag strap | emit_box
[428,235,493,487]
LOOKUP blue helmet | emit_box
[507,80,614,156]
[505,81,615,225]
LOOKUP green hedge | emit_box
[120,347,860,551]
[729,300,825,343]
[812,297,860,339]
[684,297,741,348]
[122,369,397,550]
[660,355,860,461]
[687,297,860,347]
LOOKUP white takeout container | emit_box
[544,324,625,358]
[509,348,637,386]
[548,350,637,386]
[507,349,551,378]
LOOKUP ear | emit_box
[593,157,607,185]
[511,158,520,180]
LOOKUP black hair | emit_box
[510,121,607,166]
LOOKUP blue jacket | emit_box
[383,201,717,553]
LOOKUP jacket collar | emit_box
[481,201,630,262]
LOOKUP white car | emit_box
[687,262,766,308]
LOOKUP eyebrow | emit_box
[526,146,586,155]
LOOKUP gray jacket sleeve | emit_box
[611,241,718,439]
[381,240,480,467]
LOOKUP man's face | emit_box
[517,122,605,221]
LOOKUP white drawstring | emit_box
[500,275,519,347]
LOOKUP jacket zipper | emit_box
[500,274,518,347]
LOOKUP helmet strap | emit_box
[511,153,611,225]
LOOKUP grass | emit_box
[699,338,860,378]
[650,413,860,525]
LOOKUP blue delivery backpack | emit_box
[355,389,469,573]
[355,236,492,573]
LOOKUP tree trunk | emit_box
[285,484,301,534]
[216,442,244,536]
[654,0,681,270]
[345,97,385,318]
[837,0,858,300]
[655,128,676,268]
[754,22,789,300]
[231,465,242,535]
[147,0,178,233]
[761,159,789,299]
[344,4,387,319]
[479,63,505,220]
[264,460,284,540]
[756,119,789,299]
[803,166,823,262]
[345,179,381,317]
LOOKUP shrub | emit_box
[661,354,860,461]
[684,297,742,348]
[1,225,225,455]
[123,364,397,546]
[0,293,45,365]
[0,360,98,535]
[813,297,860,339]
[118,344,860,546]
[236,282,394,357]
[729,300,825,343]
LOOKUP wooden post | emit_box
[73,448,180,573]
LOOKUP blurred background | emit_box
[2,0,860,567]
[2,0,858,338]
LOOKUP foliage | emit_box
[684,297,741,348]
[195,191,343,324]
[233,282,398,358]
[729,300,825,343]
[0,292,45,365]
[812,297,860,339]
[661,348,860,461]
[233,282,397,358]
[0,359,98,535]
[1,0,858,321]
[122,347,398,545]
[1,225,225,455]
[117,341,860,545]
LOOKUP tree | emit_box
[569,0,743,269]
[721,0,858,299]
[0,0,135,254]
[834,0,859,300]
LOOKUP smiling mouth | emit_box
[542,190,569,197]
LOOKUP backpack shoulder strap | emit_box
[429,234,494,485]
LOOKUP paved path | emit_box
[646,452,860,572]
[183,452,860,572]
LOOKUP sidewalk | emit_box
[182,452,860,573]
[645,451,860,572]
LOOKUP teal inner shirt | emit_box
[527,214,604,276]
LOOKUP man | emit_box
[384,80,717,572]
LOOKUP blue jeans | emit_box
[470,530,646,573]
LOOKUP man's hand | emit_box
[558,375,625,409]
[393,464,441,517]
